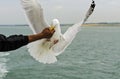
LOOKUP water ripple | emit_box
[0,52,9,79]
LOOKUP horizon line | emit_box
[0,22,120,26]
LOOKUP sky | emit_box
[0,0,120,24]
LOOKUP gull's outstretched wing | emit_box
[53,0,96,56]
[21,0,49,34]
[64,0,96,41]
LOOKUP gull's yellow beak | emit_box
[49,25,55,31]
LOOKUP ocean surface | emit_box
[0,25,120,79]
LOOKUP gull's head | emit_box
[50,19,60,31]
[52,19,59,26]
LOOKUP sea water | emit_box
[0,25,120,79]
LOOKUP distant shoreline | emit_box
[83,23,120,27]
[0,23,120,27]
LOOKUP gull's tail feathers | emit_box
[27,40,57,64]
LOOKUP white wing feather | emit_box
[21,0,56,64]
[21,0,49,34]
[53,21,83,56]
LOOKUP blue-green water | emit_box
[0,26,120,79]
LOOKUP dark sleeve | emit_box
[0,34,29,52]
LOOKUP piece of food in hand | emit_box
[49,25,55,31]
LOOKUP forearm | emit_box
[0,32,50,51]
[0,27,55,52]
[28,33,44,43]
[28,27,55,42]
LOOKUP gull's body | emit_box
[21,0,95,64]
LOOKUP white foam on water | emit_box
[0,53,10,57]
[0,52,9,79]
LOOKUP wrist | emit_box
[28,33,45,43]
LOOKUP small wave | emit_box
[0,53,10,57]
[0,52,9,79]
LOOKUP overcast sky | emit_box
[0,0,120,24]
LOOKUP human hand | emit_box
[41,27,55,39]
